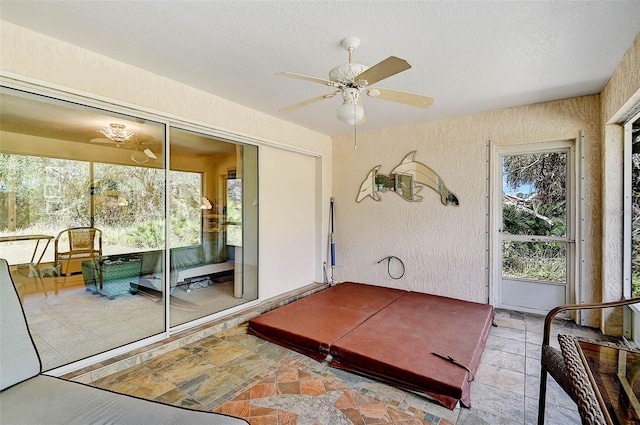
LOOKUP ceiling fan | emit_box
[91,123,136,145]
[91,123,158,164]
[277,37,434,126]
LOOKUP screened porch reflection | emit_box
[0,87,258,370]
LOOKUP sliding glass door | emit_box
[168,128,258,327]
[0,85,258,370]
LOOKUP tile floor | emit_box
[74,308,610,424]
[13,269,247,370]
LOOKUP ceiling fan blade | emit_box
[366,87,434,108]
[276,72,338,87]
[355,56,411,86]
[143,148,158,160]
[279,92,338,113]
[90,137,117,144]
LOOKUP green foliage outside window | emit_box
[226,178,242,246]
[0,154,202,253]
[502,152,567,283]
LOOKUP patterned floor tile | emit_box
[199,341,252,366]
[214,366,438,425]
[154,387,204,410]
[221,352,278,381]
[155,358,217,386]
[92,363,153,388]
[83,307,608,424]
[109,372,176,399]
[181,368,246,407]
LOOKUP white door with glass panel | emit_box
[494,143,575,314]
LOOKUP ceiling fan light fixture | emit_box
[130,150,149,164]
[98,123,135,142]
[336,102,364,126]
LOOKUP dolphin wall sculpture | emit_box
[356,151,459,205]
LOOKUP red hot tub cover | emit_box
[248,283,494,409]
[330,291,493,408]
[248,282,404,361]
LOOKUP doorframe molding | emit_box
[490,139,578,312]
[623,109,640,339]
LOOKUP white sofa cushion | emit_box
[0,258,247,424]
[0,259,41,390]
[1,375,247,424]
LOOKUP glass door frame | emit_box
[165,125,260,334]
[0,78,261,376]
[623,108,640,340]
[491,140,577,314]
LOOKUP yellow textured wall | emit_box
[333,96,601,325]
[600,31,640,334]
[601,32,640,123]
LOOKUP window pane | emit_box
[0,155,90,264]
[94,163,165,251]
[631,118,640,297]
[226,177,242,246]
[169,170,202,248]
[0,85,259,370]
[502,152,567,237]
[0,86,166,370]
[169,129,258,327]
[502,241,567,283]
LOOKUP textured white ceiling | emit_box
[1,1,639,136]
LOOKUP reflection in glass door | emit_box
[168,129,258,327]
[0,86,259,371]
[0,85,167,370]
[497,145,574,314]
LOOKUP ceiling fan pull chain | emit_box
[354,124,357,150]
[353,93,358,149]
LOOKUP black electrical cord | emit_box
[377,255,405,280]
[432,352,475,382]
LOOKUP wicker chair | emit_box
[537,297,640,425]
[54,227,102,276]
